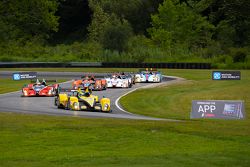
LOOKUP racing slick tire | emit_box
[54,97,58,106]
[129,82,132,88]
[55,97,63,109]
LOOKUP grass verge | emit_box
[0,113,250,167]
[120,70,250,120]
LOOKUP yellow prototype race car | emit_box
[55,87,111,112]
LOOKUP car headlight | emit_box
[73,102,79,110]
[103,104,109,110]
[23,90,28,96]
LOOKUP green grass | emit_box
[0,79,67,94]
[0,113,250,167]
[0,69,250,166]
[120,70,250,120]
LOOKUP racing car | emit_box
[135,68,162,83]
[22,79,59,97]
[105,73,133,88]
[72,75,107,91]
[118,72,136,85]
[55,87,111,112]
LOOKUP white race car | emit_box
[105,74,132,88]
[135,70,162,83]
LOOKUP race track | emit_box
[0,71,178,121]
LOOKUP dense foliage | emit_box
[0,0,58,43]
[0,0,249,68]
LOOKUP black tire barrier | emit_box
[101,62,211,69]
[0,62,211,69]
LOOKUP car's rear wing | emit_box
[138,68,161,74]
[30,79,57,83]
[57,87,88,93]
[58,88,76,92]
[55,88,78,96]
[139,68,159,72]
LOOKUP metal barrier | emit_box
[0,62,211,69]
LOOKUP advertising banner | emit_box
[12,72,37,80]
[212,71,241,80]
[191,100,245,119]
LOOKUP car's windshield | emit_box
[33,85,45,89]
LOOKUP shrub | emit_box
[229,47,248,63]
[101,19,133,52]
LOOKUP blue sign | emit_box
[12,72,37,80]
[212,71,241,80]
[13,73,21,80]
[213,72,221,80]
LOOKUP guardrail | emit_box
[0,62,211,69]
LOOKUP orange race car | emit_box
[72,75,107,91]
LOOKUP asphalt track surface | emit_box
[0,71,178,121]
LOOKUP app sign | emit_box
[191,100,245,119]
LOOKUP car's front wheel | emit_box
[65,99,70,110]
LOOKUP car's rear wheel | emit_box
[55,97,62,109]
[54,97,58,106]
[129,81,132,88]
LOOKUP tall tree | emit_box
[88,0,133,52]
[148,0,214,51]
[0,0,59,43]
[182,0,250,47]
[89,0,163,34]
[212,0,250,47]
[101,16,133,52]
[51,0,91,42]
[87,1,110,42]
